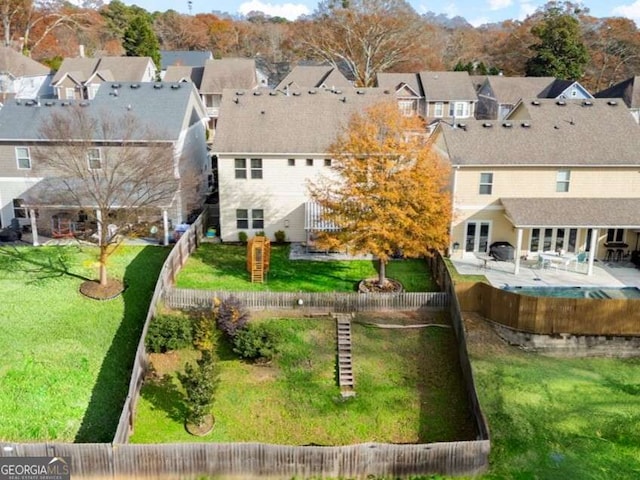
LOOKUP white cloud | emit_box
[442,2,459,17]
[518,1,536,20]
[488,0,512,11]
[238,1,310,20]
[469,16,491,26]
[612,1,640,24]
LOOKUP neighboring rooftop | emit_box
[419,71,477,101]
[160,50,212,70]
[200,58,259,94]
[376,73,422,96]
[595,76,640,109]
[0,46,50,76]
[163,66,205,88]
[479,76,556,105]
[212,88,394,154]
[276,65,352,91]
[436,99,640,166]
[52,57,155,84]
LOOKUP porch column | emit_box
[163,209,169,246]
[514,227,524,275]
[587,227,598,276]
[29,209,39,246]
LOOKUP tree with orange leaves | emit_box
[309,102,451,287]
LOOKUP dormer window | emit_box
[87,148,101,170]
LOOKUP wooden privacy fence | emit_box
[112,211,205,444]
[458,282,640,336]
[163,288,451,312]
[0,441,490,479]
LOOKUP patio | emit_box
[451,254,640,289]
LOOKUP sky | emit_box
[121,0,640,26]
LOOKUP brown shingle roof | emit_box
[200,58,258,94]
[501,197,640,227]
[212,89,395,155]
[163,66,204,88]
[276,65,352,90]
[52,56,154,84]
[419,71,477,101]
[595,76,640,109]
[483,76,556,105]
[376,73,422,96]
[438,99,640,166]
[0,47,50,76]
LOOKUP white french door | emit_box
[465,221,491,253]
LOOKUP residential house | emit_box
[476,76,593,120]
[160,50,212,79]
[433,98,640,275]
[51,56,157,100]
[276,65,352,91]
[0,81,210,240]
[0,46,52,102]
[199,58,260,130]
[211,88,395,242]
[376,72,423,117]
[419,71,477,129]
[595,76,640,124]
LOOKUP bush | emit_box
[146,313,193,353]
[233,323,279,361]
[238,231,248,243]
[178,350,219,427]
[255,231,266,237]
[192,311,214,352]
[274,230,286,243]
[215,295,250,338]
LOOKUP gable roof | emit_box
[0,47,50,76]
[160,50,212,70]
[480,76,557,105]
[212,88,395,155]
[276,65,352,90]
[436,99,640,167]
[540,79,592,99]
[376,73,422,97]
[595,76,640,109]
[164,66,205,88]
[200,58,258,94]
[419,71,477,101]
[0,81,205,142]
[52,57,154,85]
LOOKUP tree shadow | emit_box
[139,374,186,423]
[0,244,92,283]
[74,246,168,442]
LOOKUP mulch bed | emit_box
[79,279,125,300]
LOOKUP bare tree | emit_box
[299,0,427,87]
[31,106,184,291]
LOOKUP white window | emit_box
[556,170,570,192]
[237,209,264,229]
[65,87,75,99]
[251,209,264,229]
[236,209,248,229]
[433,102,444,117]
[606,229,625,243]
[479,172,493,195]
[250,158,262,179]
[13,198,27,218]
[235,158,247,179]
[398,99,415,116]
[87,148,101,170]
[16,147,31,169]
[449,102,470,118]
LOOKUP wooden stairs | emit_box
[334,313,356,398]
[251,257,264,283]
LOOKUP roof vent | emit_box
[607,100,618,106]
[25,100,36,106]
[521,122,531,128]
[153,83,163,89]
[111,83,121,89]
[340,96,347,103]
[356,90,365,95]
[502,122,513,128]
[170,84,180,89]
[457,122,467,130]
[269,91,278,96]
[482,122,493,128]
[130,83,140,89]
[236,91,245,95]
[44,101,54,107]
[334,89,342,95]
[531,100,541,106]
[292,92,301,96]
[61,101,70,106]
[582,100,593,106]
[260,110,265,114]
[79,101,90,107]
[253,91,261,96]
[556,100,566,106]
[233,97,239,104]
[308,89,317,94]
[383,89,391,94]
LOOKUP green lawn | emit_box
[0,244,168,442]
[175,243,436,292]
[131,315,476,444]
[464,317,640,480]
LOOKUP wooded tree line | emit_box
[2,0,639,91]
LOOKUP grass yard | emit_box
[463,314,640,480]
[130,314,476,444]
[0,244,168,442]
[175,243,436,292]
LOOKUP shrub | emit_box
[215,295,250,338]
[274,230,286,243]
[146,313,193,353]
[233,322,279,361]
[192,311,214,352]
[238,231,248,243]
[255,231,266,237]
[178,350,219,427]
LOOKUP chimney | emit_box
[79,44,85,58]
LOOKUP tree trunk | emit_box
[99,243,108,286]
[378,259,387,287]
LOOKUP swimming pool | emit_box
[503,286,640,299]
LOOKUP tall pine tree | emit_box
[123,14,161,72]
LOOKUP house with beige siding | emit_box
[0,81,209,240]
[211,88,395,243]
[433,98,640,275]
